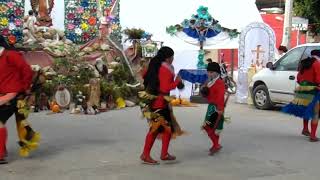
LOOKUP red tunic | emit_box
[0,50,33,94]
[297,60,320,84]
[206,79,225,112]
[152,63,180,109]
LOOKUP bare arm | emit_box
[0,93,18,106]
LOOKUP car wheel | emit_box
[252,84,273,110]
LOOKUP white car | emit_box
[249,43,320,109]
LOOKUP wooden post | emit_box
[231,49,234,78]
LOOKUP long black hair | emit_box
[143,46,174,95]
[298,57,316,74]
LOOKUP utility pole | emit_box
[281,0,294,49]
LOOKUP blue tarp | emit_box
[178,69,208,84]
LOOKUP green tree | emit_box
[294,0,320,35]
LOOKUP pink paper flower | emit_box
[2,28,9,36]
[77,7,84,14]
[7,2,15,9]
[67,23,75,30]
[67,13,75,20]
[15,19,22,26]
[15,8,23,16]
[83,32,90,40]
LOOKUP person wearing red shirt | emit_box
[0,36,40,164]
[139,46,183,165]
[200,62,225,155]
[296,50,320,142]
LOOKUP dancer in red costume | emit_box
[200,62,225,155]
[298,50,320,141]
[0,36,40,164]
[139,46,183,164]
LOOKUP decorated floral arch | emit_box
[0,0,121,44]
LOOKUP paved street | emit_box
[1,97,320,180]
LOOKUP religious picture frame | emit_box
[54,86,71,108]
[141,40,162,58]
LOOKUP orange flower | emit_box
[88,17,96,26]
[8,35,16,44]
[111,24,118,30]
[0,5,8,14]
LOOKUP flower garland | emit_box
[0,0,25,44]
[65,0,99,43]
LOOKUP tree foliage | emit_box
[294,0,320,34]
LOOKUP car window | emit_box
[275,46,306,71]
[301,46,320,60]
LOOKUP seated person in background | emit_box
[276,45,288,59]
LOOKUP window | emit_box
[301,46,320,60]
[275,47,306,71]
